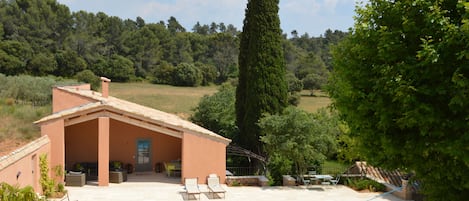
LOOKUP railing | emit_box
[227,165,350,176]
[226,167,262,176]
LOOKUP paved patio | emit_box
[64,173,404,201]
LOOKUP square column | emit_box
[98,117,110,186]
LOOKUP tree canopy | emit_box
[259,107,342,185]
[0,0,345,88]
[191,84,237,140]
[328,0,469,200]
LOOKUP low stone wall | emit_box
[282,175,296,186]
[226,175,269,186]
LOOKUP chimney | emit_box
[100,77,111,98]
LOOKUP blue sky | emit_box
[57,0,360,37]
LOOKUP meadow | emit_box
[109,82,332,118]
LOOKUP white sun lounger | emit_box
[184,178,201,200]
[207,176,226,199]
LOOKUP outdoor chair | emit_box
[297,176,310,187]
[308,171,318,184]
[184,178,201,200]
[164,162,175,177]
[207,175,226,199]
[164,162,181,177]
[330,174,340,185]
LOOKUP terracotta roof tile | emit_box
[352,161,405,187]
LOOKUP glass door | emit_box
[135,139,152,171]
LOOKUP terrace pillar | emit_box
[98,117,110,186]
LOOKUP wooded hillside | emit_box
[0,0,346,87]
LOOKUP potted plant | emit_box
[74,163,84,173]
[112,161,122,171]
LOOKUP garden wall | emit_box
[226,175,269,186]
[0,135,51,193]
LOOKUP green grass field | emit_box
[109,82,331,118]
[110,83,218,119]
[322,160,351,175]
[0,99,50,155]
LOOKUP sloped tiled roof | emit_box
[35,86,231,144]
[349,161,404,187]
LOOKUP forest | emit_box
[0,0,346,88]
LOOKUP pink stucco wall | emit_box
[65,119,98,170]
[109,119,181,170]
[52,86,94,113]
[40,119,65,183]
[0,136,50,193]
[182,133,227,184]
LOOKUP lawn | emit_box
[321,160,351,175]
[0,99,50,155]
[109,82,218,119]
[109,82,331,118]
[298,90,332,112]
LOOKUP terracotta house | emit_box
[33,78,231,186]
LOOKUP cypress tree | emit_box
[236,0,288,154]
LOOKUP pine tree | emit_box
[236,0,288,154]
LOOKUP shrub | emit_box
[345,177,386,192]
[0,74,79,106]
[190,84,237,139]
[106,54,134,82]
[152,61,174,84]
[0,182,43,201]
[39,154,55,197]
[39,154,67,198]
[267,153,293,186]
[171,63,202,86]
[195,62,217,86]
[75,70,100,90]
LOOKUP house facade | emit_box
[29,78,230,187]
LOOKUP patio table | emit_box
[314,175,333,181]
[315,175,333,186]
[302,174,332,185]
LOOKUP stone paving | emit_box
[65,173,404,201]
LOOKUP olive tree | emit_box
[259,107,341,185]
